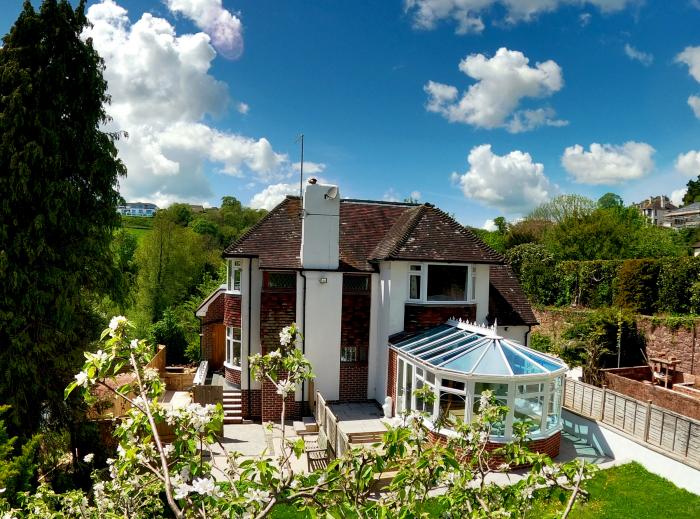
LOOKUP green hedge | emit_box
[510,253,700,315]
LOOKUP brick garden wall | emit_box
[603,370,700,420]
[225,365,241,386]
[404,304,476,334]
[241,389,262,421]
[339,291,370,401]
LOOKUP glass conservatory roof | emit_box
[392,320,567,377]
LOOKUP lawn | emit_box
[124,226,150,244]
[270,463,700,518]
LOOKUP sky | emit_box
[3,1,700,228]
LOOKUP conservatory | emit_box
[390,320,567,442]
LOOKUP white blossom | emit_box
[243,488,270,505]
[129,339,139,349]
[163,444,174,457]
[191,477,217,496]
[83,453,94,463]
[173,481,192,500]
[74,371,89,388]
[268,350,282,359]
[276,379,296,396]
[279,327,293,346]
[108,316,128,336]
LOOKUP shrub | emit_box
[149,310,189,365]
[613,259,660,315]
[505,244,557,305]
[657,256,700,314]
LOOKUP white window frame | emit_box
[407,262,477,304]
[227,259,242,294]
[226,326,242,369]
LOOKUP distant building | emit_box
[634,195,676,226]
[665,202,700,229]
[693,242,700,257]
[188,204,206,213]
[117,202,158,217]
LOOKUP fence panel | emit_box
[564,378,700,469]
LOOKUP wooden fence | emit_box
[314,392,350,457]
[563,378,700,468]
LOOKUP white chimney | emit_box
[301,180,340,270]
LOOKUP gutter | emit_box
[247,259,252,419]
[299,271,307,415]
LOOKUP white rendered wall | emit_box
[387,262,409,335]
[497,325,530,346]
[301,183,340,270]
[367,273,381,399]
[302,271,343,401]
[474,264,490,324]
[244,259,262,391]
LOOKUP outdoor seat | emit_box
[304,428,330,471]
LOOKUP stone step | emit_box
[223,396,242,403]
[223,416,243,424]
[223,404,242,411]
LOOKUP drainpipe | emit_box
[247,260,252,419]
[300,271,307,415]
[524,326,531,347]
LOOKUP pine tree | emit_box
[0,0,125,437]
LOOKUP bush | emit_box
[149,310,189,365]
[555,260,621,308]
[657,256,700,314]
[613,259,660,315]
[505,244,558,305]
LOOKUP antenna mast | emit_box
[297,133,304,201]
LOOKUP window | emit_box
[546,377,563,430]
[227,260,242,293]
[409,265,422,301]
[440,392,466,425]
[341,345,367,363]
[343,274,370,292]
[514,382,546,433]
[226,326,241,367]
[263,271,296,290]
[427,264,469,302]
[473,382,508,436]
[407,264,476,303]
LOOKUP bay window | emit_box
[227,259,242,293]
[226,326,241,367]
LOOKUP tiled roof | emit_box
[665,202,700,215]
[489,265,538,326]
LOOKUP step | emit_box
[223,397,242,403]
[223,404,242,412]
[223,416,243,424]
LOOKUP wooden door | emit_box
[211,323,226,370]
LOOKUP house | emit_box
[196,180,538,423]
[693,242,700,257]
[664,202,700,229]
[117,202,158,217]
[634,195,676,226]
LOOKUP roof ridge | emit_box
[223,197,294,256]
[387,205,427,258]
[428,206,505,263]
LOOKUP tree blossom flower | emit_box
[191,477,217,496]
[279,327,293,346]
[243,488,270,505]
[74,371,89,387]
[108,316,128,336]
[276,379,296,396]
[83,453,94,463]
[173,481,192,500]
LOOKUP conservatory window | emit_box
[227,260,242,293]
[514,382,546,433]
[440,392,467,425]
[226,326,241,367]
[473,382,508,436]
[546,377,563,430]
[397,359,405,411]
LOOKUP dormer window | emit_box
[408,263,476,303]
[227,259,242,293]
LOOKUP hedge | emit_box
[509,254,700,315]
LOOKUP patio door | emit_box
[211,323,226,370]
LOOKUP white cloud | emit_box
[410,190,422,200]
[425,48,565,133]
[165,0,243,59]
[688,96,700,118]
[482,219,497,231]
[579,12,592,26]
[624,43,653,66]
[562,142,655,184]
[451,144,557,214]
[292,161,326,175]
[675,150,700,178]
[671,188,687,207]
[383,188,400,202]
[249,182,299,210]
[236,102,249,114]
[404,1,636,34]
[84,1,286,204]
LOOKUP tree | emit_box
[0,0,125,436]
[683,176,700,206]
[528,195,596,224]
[597,193,623,210]
[493,216,508,234]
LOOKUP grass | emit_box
[124,226,150,244]
[528,462,700,518]
[270,463,700,518]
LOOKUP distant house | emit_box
[692,242,700,257]
[634,196,676,226]
[117,202,158,217]
[664,202,700,229]
[188,204,206,213]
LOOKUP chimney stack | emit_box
[300,180,340,270]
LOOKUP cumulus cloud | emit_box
[404,1,636,34]
[561,142,655,184]
[676,46,700,118]
[84,1,286,205]
[165,0,243,58]
[671,188,687,207]
[675,150,700,178]
[451,144,557,213]
[624,44,653,66]
[482,219,497,231]
[236,102,249,114]
[424,48,566,133]
[250,174,330,210]
[292,161,326,175]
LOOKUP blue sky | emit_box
[3,1,700,227]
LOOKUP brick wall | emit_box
[242,389,262,421]
[224,294,242,327]
[225,365,241,386]
[387,348,397,415]
[404,304,476,334]
[427,429,561,466]
[339,291,370,401]
[259,290,299,420]
[604,370,700,420]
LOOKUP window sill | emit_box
[405,301,477,306]
[224,363,242,371]
[225,290,242,296]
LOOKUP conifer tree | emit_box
[0,0,125,436]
